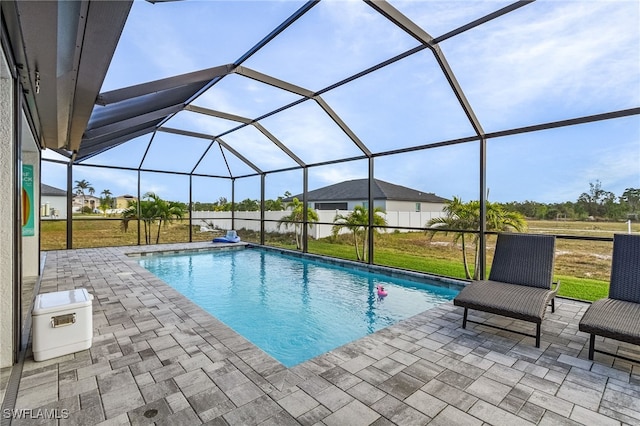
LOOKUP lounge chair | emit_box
[213,230,241,243]
[578,233,640,362]
[453,233,558,348]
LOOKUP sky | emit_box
[42,0,640,205]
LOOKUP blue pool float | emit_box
[213,230,241,243]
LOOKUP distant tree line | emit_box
[191,192,291,212]
[502,181,639,221]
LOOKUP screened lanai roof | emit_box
[28,0,638,205]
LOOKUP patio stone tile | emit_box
[435,369,474,390]
[140,378,180,403]
[404,389,447,418]
[17,368,57,390]
[221,394,282,425]
[537,410,583,426]
[347,381,387,406]
[460,352,495,371]
[598,402,640,425]
[154,408,201,426]
[174,368,215,397]
[513,359,549,378]
[484,363,526,387]
[498,394,526,414]
[387,350,419,367]
[340,354,377,374]
[429,405,483,426]
[323,399,380,426]
[466,376,512,405]
[59,376,98,399]
[313,385,354,411]
[296,404,332,426]
[371,357,406,376]
[421,379,478,412]
[377,371,425,400]
[519,373,561,394]
[276,389,319,418]
[127,398,172,426]
[356,366,391,386]
[188,387,234,421]
[527,390,574,417]
[60,402,105,426]
[556,379,603,411]
[15,379,58,408]
[97,367,137,395]
[517,401,545,424]
[101,385,145,419]
[224,380,264,406]
[296,374,332,397]
[467,399,536,426]
[259,409,300,426]
[76,360,113,380]
[401,358,444,383]
[435,356,484,379]
[319,366,362,390]
[570,405,621,426]
[80,388,102,410]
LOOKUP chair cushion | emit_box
[453,280,556,323]
[578,298,640,345]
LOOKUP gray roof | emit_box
[41,183,67,197]
[287,179,448,203]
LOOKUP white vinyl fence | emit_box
[192,210,446,239]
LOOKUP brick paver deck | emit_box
[2,243,639,425]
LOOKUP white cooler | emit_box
[32,288,93,362]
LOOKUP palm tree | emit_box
[73,179,94,214]
[277,197,319,249]
[426,196,527,279]
[120,192,187,244]
[332,205,387,262]
[99,189,113,216]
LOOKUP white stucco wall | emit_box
[1,50,16,367]
[41,194,67,219]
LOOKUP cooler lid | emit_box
[33,288,92,315]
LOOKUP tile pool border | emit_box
[126,242,467,293]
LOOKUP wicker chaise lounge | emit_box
[454,233,558,348]
[579,233,640,362]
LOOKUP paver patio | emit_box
[1,242,639,425]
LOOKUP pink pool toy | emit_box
[377,285,388,297]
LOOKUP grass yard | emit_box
[41,217,638,302]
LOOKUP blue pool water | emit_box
[139,248,458,367]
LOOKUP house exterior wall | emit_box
[41,194,67,218]
[1,48,16,367]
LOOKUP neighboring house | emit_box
[72,194,100,213]
[285,178,449,237]
[40,183,67,219]
[286,178,449,212]
[114,194,137,210]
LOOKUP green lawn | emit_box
[42,218,612,302]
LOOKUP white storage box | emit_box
[32,288,93,361]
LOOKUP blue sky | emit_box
[42,0,640,204]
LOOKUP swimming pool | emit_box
[138,248,459,367]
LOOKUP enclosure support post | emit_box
[66,162,73,249]
[188,175,193,242]
[231,178,235,231]
[368,157,374,265]
[260,174,265,245]
[137,170,141,245]
[479,137,487,279]
[302,167,308,253]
